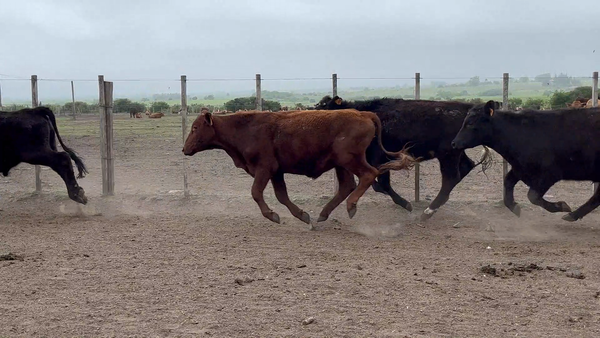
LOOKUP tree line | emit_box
[1,86,597,114]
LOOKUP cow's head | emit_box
[182,113,216,156]
[314,95,344,110]
[451,100,496,150]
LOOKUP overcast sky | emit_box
[1,0,598,101]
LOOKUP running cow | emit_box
[316,96,494,221]
[182,109,416,227]
[0,106,88,204]
[451,100,600,221]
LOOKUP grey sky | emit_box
[1,0,598,101]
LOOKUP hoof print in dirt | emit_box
[234,276,254,286]
[566,270,585,280]
[479,262,544,278]
[0,253,24,261]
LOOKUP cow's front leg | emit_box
[271,172,310,225]
[251,170,280,224]
[503,169,521,216]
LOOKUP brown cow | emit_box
[586,99,600,108]
[135,112,142,118]
[148,112,165,119]
[182,109,416,228]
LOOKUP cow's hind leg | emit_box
[527,182,571,214]
[503,169,522,216]
[563,186,600,221]
[271,172,311,224]
[251,170,280,224]
[345,158,379,219]
[372,171,413,212]
[22,151,87,204]
[421,153,464,221]
[317,167,356,222]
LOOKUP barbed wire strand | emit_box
[0,76,596,82]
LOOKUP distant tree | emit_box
[509,98,523,108]
[519,76,529,83]
[553,73,571,87]
[549,91,572,108]
[466,76,480,86]
[479,88,502,96]
[130,102,146,113]
[151,101,170,112]
[223,97,281,111]
[522,98,546,110]
[114,98,134,113]
[203,95,215,100]
[62,101,94,115]
[534,73,552,83]
[191,96,198,100]
[141,97,149,102]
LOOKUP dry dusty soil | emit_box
[2,114,600,337]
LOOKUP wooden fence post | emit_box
[0,82,3,109]
[414,72,420,202]
[31,75,42,193]
[181,75,190,198]
[593,72,598,193]
[502,73,509,180]
[332,73,339,193]
[98,75,115,196]
[71,80,76,120]
[332,73,338,97]
[255,74,262,111]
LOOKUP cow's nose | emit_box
[181,148,184,153]
[451,141,457,149]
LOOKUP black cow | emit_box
[316,95,494,221]
[451,100,600,221]
[0,106,88,204]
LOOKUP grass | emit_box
[55,114,189,138]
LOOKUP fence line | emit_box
[414,73,421,202]
[8,71,599,203]
[30,75,42,193]
[98,75,115,196]
[181,75,190,198]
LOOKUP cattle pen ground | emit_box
[2,114,600,337]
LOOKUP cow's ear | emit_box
[484,100,496,117]
[334,96,343,105]
[204,112,213,126]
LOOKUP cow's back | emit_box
[498,108,600,182]
[252,110,376,176]
[368,99,473,155]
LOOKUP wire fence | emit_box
[0,72,598,205]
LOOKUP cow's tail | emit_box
[369,114,419,175]
[38,107,89,179]
[473,146,494,175]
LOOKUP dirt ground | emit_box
[1,114,600,337]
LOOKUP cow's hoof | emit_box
[300,211,311,224]
[561,213,578,222]
[557,201,572,213]
[347,204,357,219]
[404,202,414,212]
[70,187,88,205]
[419,207,437,221]
[510,204,521,217]
[317,215,328,222]
[266,212,281,224]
